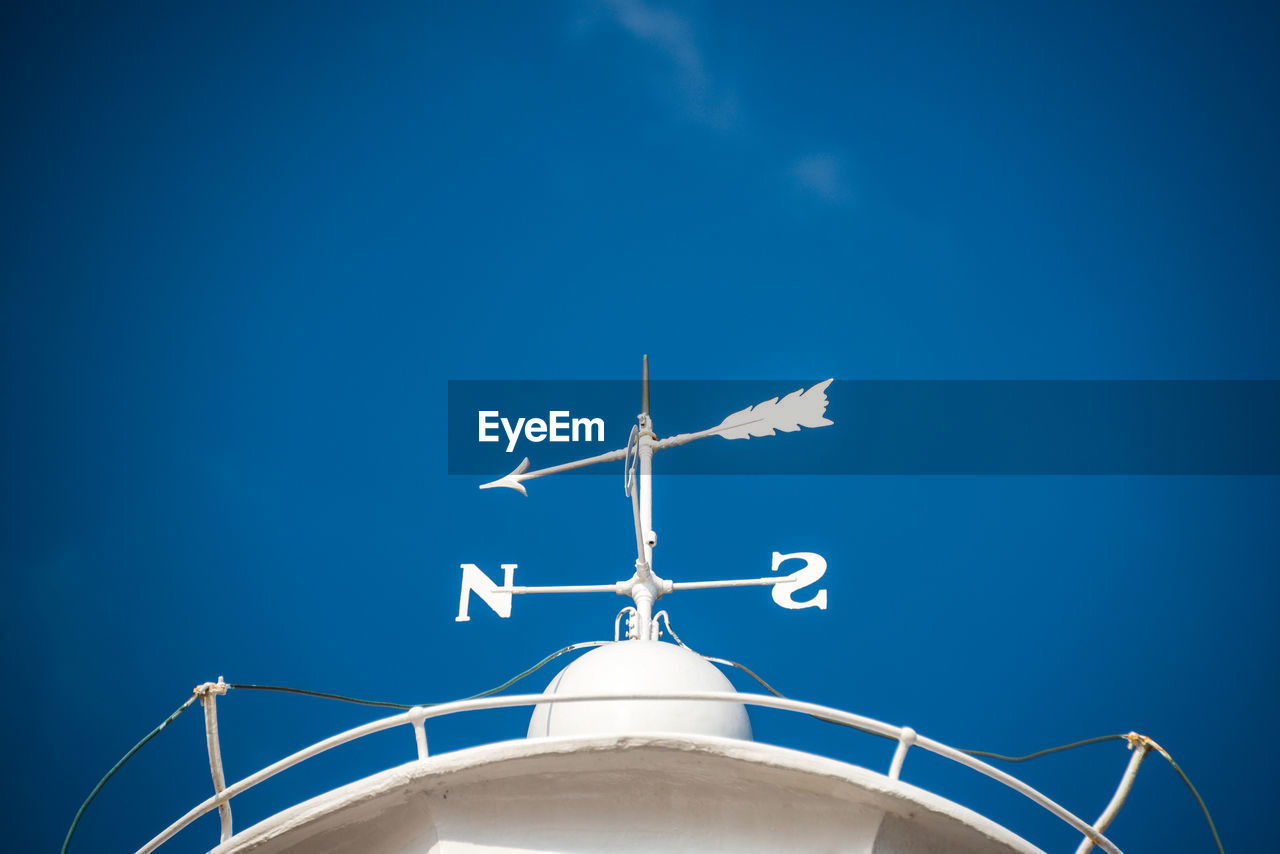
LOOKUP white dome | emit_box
[526,641,752,740]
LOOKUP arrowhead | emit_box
[479,458,530,495]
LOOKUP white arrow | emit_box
[478,379,835,494]
[479,446,632,494]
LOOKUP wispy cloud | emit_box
[591,0,739,129]
[576,2,850,206]
[605,0,707,92]
[789,153,853,205]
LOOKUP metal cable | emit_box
[1148,741,1227,854]
[224,684,409,709]
[230,641,609,709]
[962,734,1128,762]
[62,696,197,854]
[654,612,787,701]
[964,733,1224,854]
[704,656,786,698]
[60,642,606,853]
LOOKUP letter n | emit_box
[456,563,517,621]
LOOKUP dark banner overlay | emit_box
[448,380,1280,476]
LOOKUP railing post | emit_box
[1074,732,1151,854]
[889,727,916,781]
[410,707,429,760]
[195,677,233,844]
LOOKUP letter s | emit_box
[770,551,828,610]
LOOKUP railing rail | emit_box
[137,690,1126,854]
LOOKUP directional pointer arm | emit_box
[479,446,630,494]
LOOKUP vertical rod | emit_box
[637,355,655,574]
[633,584,654,642]
[633,354,656,640]
[410,708,429,760]
[200,686,233,843]
[889,727,916,781]
[1074,738,1150,854]
[641,354,650,416]
[638,436,653,569]
[630,464,647,569]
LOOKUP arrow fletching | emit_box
[712,379,834,440]
[479,457,530,495]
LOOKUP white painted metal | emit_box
[668,576,783,590]
[526,641,752,740]
[634,411,658,640]
[613,606,637,641]
[497,574,798,595]
[409,707,429,761]
[493,582,621,595]
[655,378,835,447]
[1074,736,1150,854]
[769,549,829,609]
[135,684,1125,854]
[467,369,837,630]
[479,448,629,495]
[475,379,835,495]
[196,678,232,843]
[455,563,516,621]
[888,726,916,781]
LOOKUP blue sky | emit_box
[3,2,1277,851]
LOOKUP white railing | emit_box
[146,690,1134,854]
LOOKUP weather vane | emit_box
[457,356,835,641]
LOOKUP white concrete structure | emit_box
[207,732,1040,854]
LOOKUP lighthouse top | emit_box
[112,357,1186,854]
